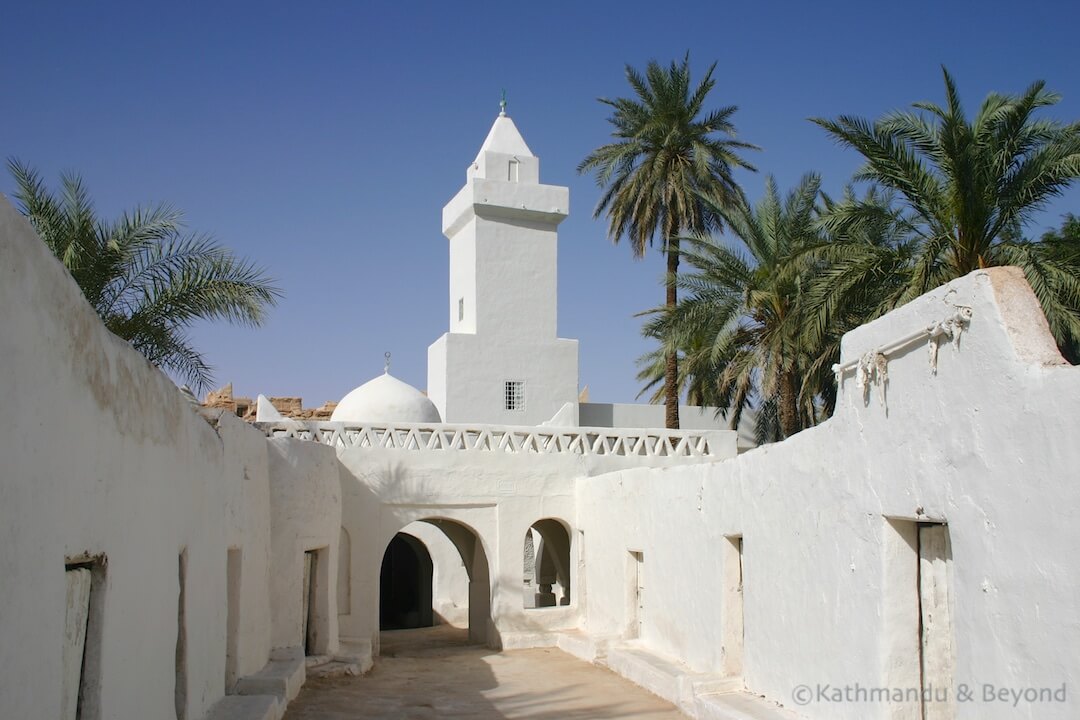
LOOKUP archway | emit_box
[379,533,433,630]
[523,519,571,608]
[378,518,492,645]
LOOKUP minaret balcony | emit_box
[442,178,569,236]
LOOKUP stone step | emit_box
[306,659,365,679]
[695,691,802,720]
[605,641,751,716]
[204,694,281,720]
[555,630,612,664]
[234,648,305,704]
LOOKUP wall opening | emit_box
[379,533,434,630]
[338,528,351,616]
[884,518,955,719]
[63,556,105,720]
[225,548,242,691]
[917,522,954,719]
[175,550,188,720]
[722,535,744,676]
[522,531,536,607]
[504,380,525,411]
[302,548,330,656]
[508,157,520,182]
[523,519,572,608]
[378,519,492,647]
[628,551,644,639]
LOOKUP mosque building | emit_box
[2,108,1078,720]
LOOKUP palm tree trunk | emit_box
[779,369,799,438]
[664,237,681,430]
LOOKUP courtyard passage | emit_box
[284,626,685,719]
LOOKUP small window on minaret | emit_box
[458,297,464,322]
[508,158,520,182]
[505,381,525,411]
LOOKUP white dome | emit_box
[330,373,441,424]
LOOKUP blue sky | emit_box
[3,1,1079,406]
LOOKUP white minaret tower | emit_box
[427,102,579,425]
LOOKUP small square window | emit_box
[505,381,525,411]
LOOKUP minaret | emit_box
[427,103,579,425]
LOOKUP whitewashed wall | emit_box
[579,268,1080,720]
[0,198,279,719]
[212,409,275,685]
[267,438,342,655]
[335,447,587,652]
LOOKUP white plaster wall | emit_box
[0,197,272,719]
[471,216,560,340]
[334,446,591,650]
[267,438,342,655]
[448,221,477,335]
[428,332,579,425]
[579,268,1080,720]
[211,410,275,681]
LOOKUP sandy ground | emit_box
[283,626,685,719]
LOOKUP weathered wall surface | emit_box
[579,268,1079,719]
[267,438,342,655]
[0,198,279,718]
[213,409,275,683]
[335,447,585,650]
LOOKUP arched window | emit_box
[522,519,571,608]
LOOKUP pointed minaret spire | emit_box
[499,89,507,117]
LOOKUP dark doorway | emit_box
[379,533,434,630]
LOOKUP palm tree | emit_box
[642,174,830,441]
[810,68,1080,358]
[579,54,758,428]
[8,159,282,392]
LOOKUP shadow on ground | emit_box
[283,626,683,719]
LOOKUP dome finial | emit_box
[384,351,391,374]
[499,89,507,117]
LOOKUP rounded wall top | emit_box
[330,373,442,425]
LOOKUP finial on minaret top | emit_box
[384,351,391,374]
[499,89,507,117]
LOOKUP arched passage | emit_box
[378,518,492,645]
[524,519,572,608]
[379,533,433,630]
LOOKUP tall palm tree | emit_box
[579,54,758,428]
[643,174,829,441]
[810,68,1080,357]
[8,159,282,392]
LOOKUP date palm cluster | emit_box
[581,62,1080,441]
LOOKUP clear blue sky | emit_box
[3,1,1079,406]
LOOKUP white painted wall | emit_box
[335,445,594,651]
[267,438,342,655]
[579,268,1080,719]
[213,410,275,683]
[0,198,277,719]
[429,332,580,426]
